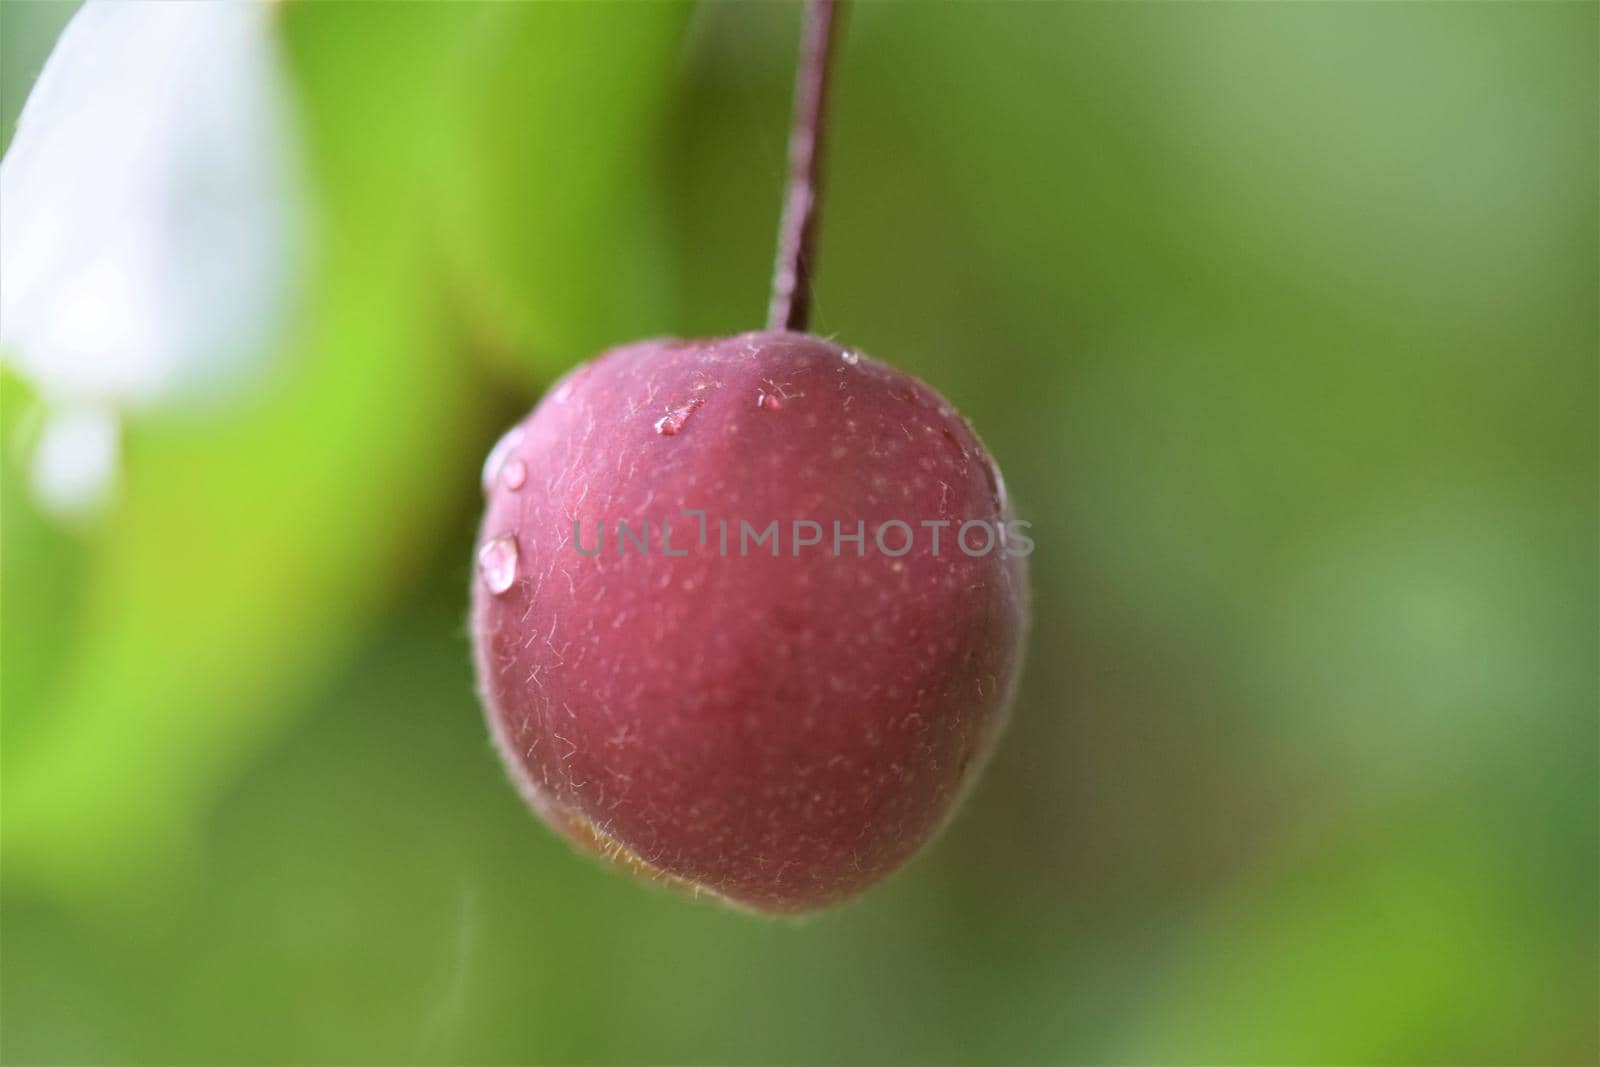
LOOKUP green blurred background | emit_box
[2,2,1596,1063]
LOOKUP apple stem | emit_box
[766,0,842,334]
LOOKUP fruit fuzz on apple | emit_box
[471,0,1029,914]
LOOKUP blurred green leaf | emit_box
[435,3,693,378]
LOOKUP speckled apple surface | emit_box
[471,332,1028,913]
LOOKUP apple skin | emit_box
[471,331,1028,913]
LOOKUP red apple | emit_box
[472,331,1028,913]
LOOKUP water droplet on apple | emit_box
[654,397,704,436]
[501,457,527,490]
[478,534,519,594]
[482,426,524,493]
[756,390,782,411]
[840,350,860,366]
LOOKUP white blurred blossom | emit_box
[0,0,305,519]
[28,403,119,520]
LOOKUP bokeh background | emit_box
[2,2,1596,1064]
